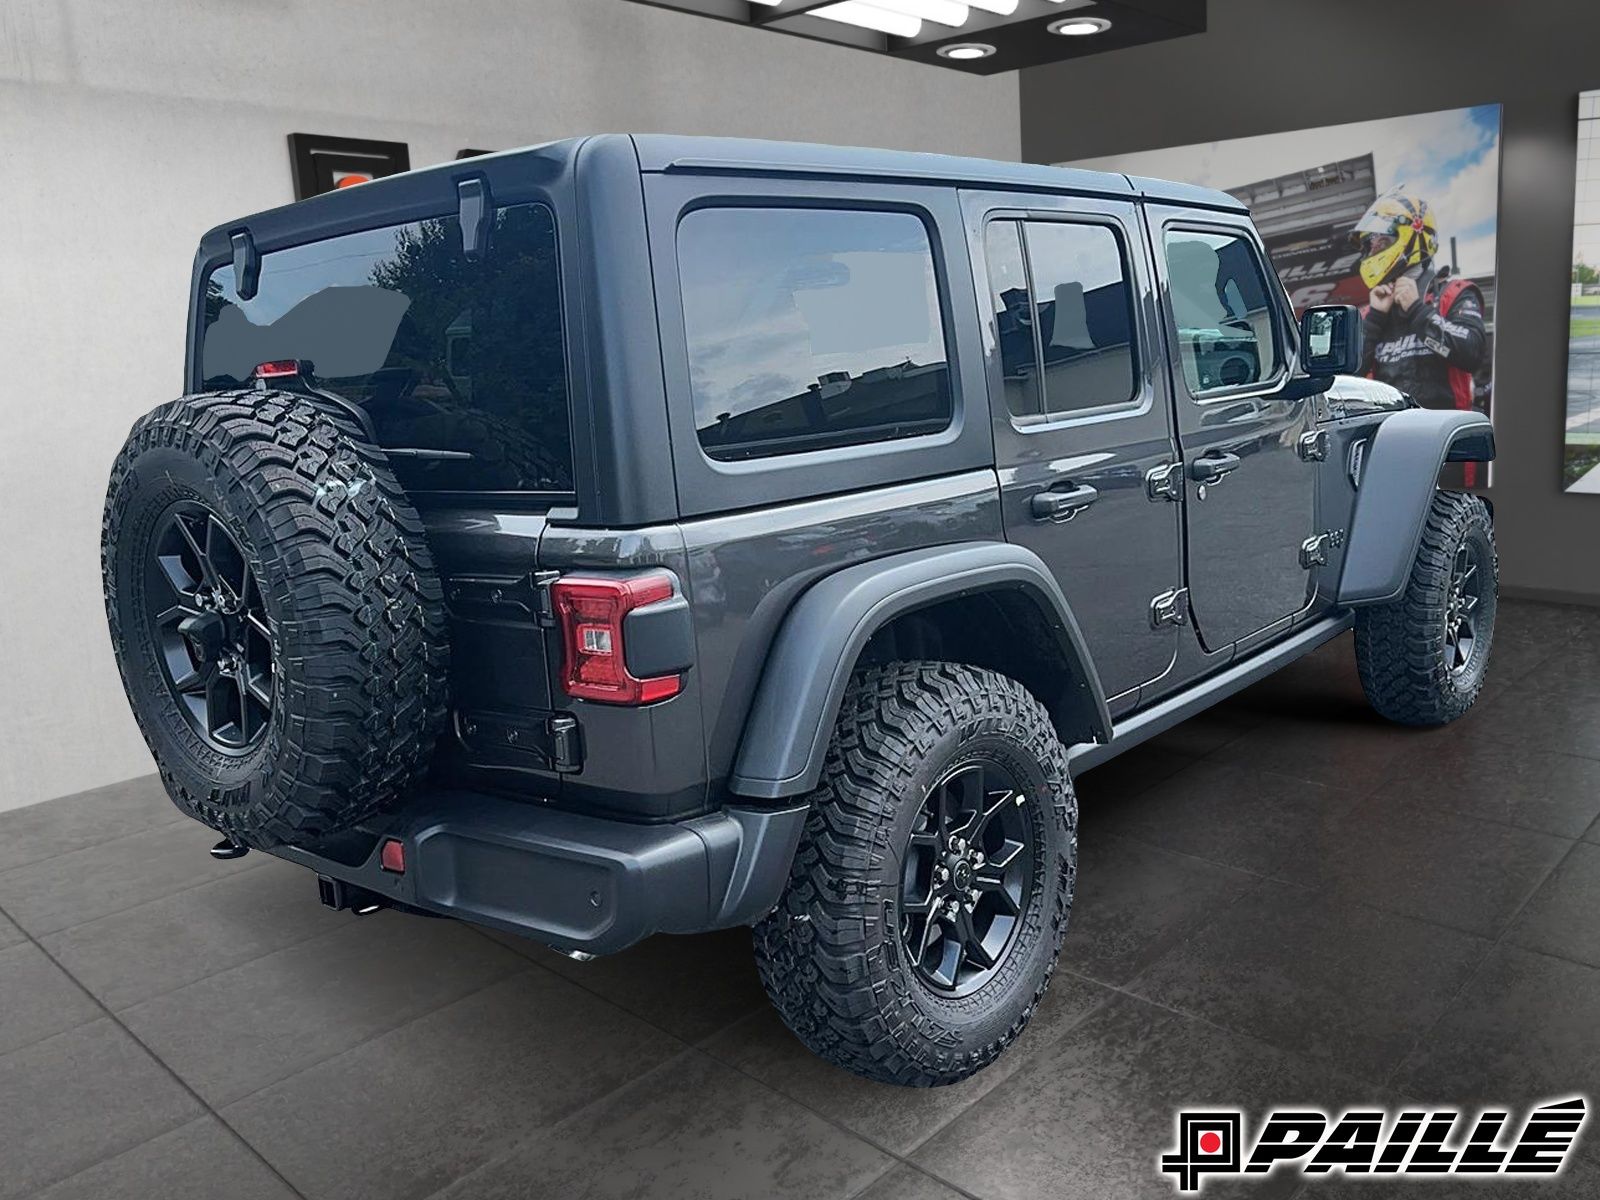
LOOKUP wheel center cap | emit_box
[951,860,973,891]
[178,613,226,665]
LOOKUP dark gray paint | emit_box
[963,191,1184,700]
[1019,0,1600,606]
[1339,409,1498,604]
[728,541,1113,798]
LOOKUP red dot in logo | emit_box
[1199,1132,1223,1155]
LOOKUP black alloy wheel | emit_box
[900,759,1036,997]
[1444,539,1483,677]
[146,500,275,753]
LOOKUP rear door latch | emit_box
[1145,461,1184,503]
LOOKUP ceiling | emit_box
[625,0,1206,75]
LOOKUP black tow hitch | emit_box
[316,875,387,916]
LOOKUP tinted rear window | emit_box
[677,207,953,461]
[200,203,572,493]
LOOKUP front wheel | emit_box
[1355,491,1497,726]
[752,662,1077,1086]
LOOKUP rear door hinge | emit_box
[1299,529,1345,569]
[532,569,562,628]
[1150,587,1189,629]
[1145,461,1184,503]
[1297,429,1330,462]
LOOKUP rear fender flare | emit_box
[727,542,1111,800]
[1338,408,1495,606]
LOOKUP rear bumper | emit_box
[267,790,808,955]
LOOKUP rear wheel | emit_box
[752,661,1076,1086]
[1355,491,1497,726]
[102,390,449,847]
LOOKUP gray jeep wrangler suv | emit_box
[102,135,1496,1086]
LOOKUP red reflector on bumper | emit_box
[379,838,406,874]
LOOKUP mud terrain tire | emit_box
[102,389,448,847]
[752,662,1076,1087]
[1355,491,1497,726]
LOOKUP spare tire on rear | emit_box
[102,389,449,847]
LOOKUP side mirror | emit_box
[1299,304,1363,377]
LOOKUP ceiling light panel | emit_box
[623,1,1206,74]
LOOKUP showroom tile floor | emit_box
[5,599,1600,1199]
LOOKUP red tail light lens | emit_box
[253,360,303,379]
[551,572,682,704]
[379,838,406,874]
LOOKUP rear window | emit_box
[677,207,954,462]
[200,203,573,494]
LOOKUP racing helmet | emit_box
[1349,186,1439,289]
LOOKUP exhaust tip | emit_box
[209,838,249,861]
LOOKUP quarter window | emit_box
[1163,229,1282,394]
[678,207,953,461]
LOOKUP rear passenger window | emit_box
[1163,229,1282,394]
[983,219,1139,425]
[678,207,953,461]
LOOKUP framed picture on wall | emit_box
[1063,105,1503,490]
[288,133,410,200]
[1566,91,1600,492]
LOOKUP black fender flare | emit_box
[1338,408,1495,606]
[727,541,1111,800]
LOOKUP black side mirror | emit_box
[1299,304,1362,377]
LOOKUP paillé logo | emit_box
[1160,1097,1587,1192]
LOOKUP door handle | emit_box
[1190,452,1241,484]
[1030,483,1099,522]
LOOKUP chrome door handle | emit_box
[1190,452,1241,484]
[1030,483,1099,522]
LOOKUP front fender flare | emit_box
[727,542,1111,800]
[1338,409,1495,606]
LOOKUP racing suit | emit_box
[1360,266,1489,484]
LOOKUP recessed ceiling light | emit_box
[938,42,996,60]
[1049,15,1112,36]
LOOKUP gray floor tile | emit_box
[1082,760,1362,876]
[1130,880,1489,1083]
[436,1050,893,1200]
[1060,834,1258,986]
[222,968,684,1200]
[1270,799,1572,937]
[1468,685,1600,760]
[1394,945,1600,1125]
[912,993,1374,1200]
[1486,601,1600,683]
[40,856,349,1011]
[32,1116,298,1200]
[1142,703,1266,759]
[1300,1152,1600,1198]
[0,818,263,937]
[122,911,529,1106]
[1205,710,1419,793]
[1506,841,1600,968]
[1374,730,1600,839]
[0,775,182,873]
[487,925,769,1042]
[0,908,23,949]
[0,942,101,1056]
[702,970,1113,1156]
[855,1164,970,1200]
[0,1018,201,1198]
[1073,742,1197,807]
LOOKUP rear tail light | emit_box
[253,359,305,380]
[551,572,682,705]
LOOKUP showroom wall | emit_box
[0,0,1018,811]
[1021,0,1600,607]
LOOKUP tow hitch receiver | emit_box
[316,875,386,916]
